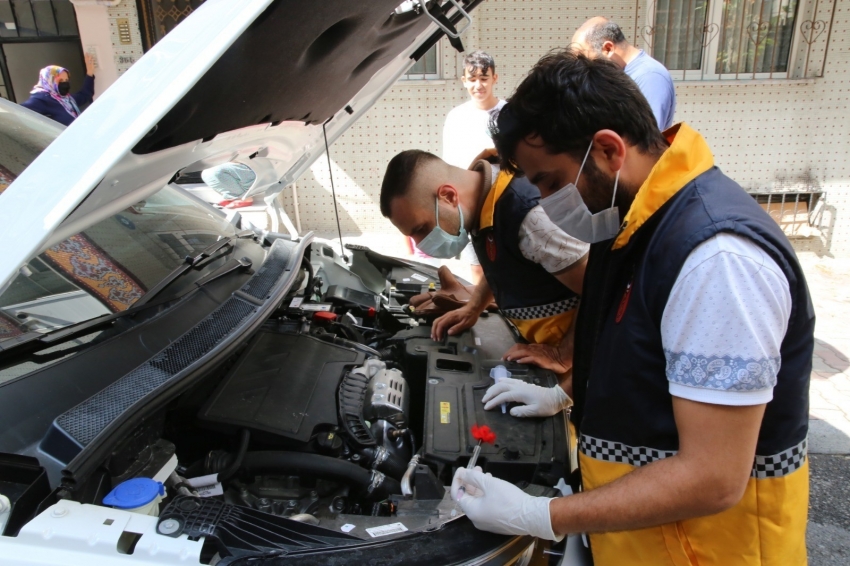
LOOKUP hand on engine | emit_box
[452,466,562,541]
[503,343,571,374]
[482,378,572,418]
[431,305,480,341]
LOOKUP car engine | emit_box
[100,243,569,536]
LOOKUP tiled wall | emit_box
[279,0,850,257]
[106,2,145,75]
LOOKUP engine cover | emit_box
[404,315,570,486]
[199,329,366,445]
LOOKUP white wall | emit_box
[71,0,145,98]
[282,0,850,258]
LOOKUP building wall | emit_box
[70,0,145,98]
[282,0,850,258]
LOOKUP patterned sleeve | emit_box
[661,233,792,406]
[517,205,589,273]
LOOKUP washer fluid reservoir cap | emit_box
[103,478,165,509]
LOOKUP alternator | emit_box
[352,359,409,428]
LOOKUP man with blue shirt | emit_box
[572,17,676,130]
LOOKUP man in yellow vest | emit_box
[454,49,813,565]
[379,150,588,389]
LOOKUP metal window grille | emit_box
[0,0,78,39]
[403,44,440,80]
[641,0,835,80]
[749,190,826,238]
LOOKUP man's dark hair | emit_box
[463,50,496,77]
[380,149,441,217]
[584,19,627,53]
[492,49,667,175]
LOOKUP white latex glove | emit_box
[451,466,563,541]
[482,377,572,418]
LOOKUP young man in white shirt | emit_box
[434,51,507,283]
[443,50,506,169]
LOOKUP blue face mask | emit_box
[417,197,469,259]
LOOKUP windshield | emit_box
[0,99,63,196]
[0,187,236,339]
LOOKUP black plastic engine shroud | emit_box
[198,329,366,446]
[398,315,570,486]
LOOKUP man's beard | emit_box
[578,157,637,215]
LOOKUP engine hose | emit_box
[360,446,408,480]
[314,332,381,358]
[302,257,315,300]
[407,429,417,456]
[215,429,250,482]
[211,451,401,501]
[400,451,422,498]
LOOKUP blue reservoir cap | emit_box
[103,478,165,509]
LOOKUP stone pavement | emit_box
[799,254,850,454]
[797,254,850,563]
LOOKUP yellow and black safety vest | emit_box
[471,171,580,346]
[572,124,814,565]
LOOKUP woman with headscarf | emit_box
[20,54,96,126]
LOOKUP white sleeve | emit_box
[662,233,792,406]
[517,205,589,273]
[459,242,480,265]
[442,108,458,165]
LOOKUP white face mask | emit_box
[539,141,622,244]
[416,196,469,259]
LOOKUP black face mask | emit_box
[57,81,70,96]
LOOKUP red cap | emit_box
[471,424,496,444]
[367,307,376,318]
[312,311,337,323]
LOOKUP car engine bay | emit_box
[0,241,569,561]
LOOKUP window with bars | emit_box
[402,44,440,80]
[0,0,78,38]
[650,0,806,80]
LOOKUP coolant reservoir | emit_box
[103,478,165,516]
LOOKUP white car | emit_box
[0,1,587,564]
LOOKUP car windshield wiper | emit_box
[0,230,256,354]
[131,230,253,310]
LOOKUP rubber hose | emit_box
[301,257,314,300]
[360,446,408,480]
[222,451,401,501]
[401,452,422,498]
[217,429,250,482]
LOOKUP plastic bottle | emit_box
[489,365,512,413]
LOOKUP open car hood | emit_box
[0,0,476,291]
